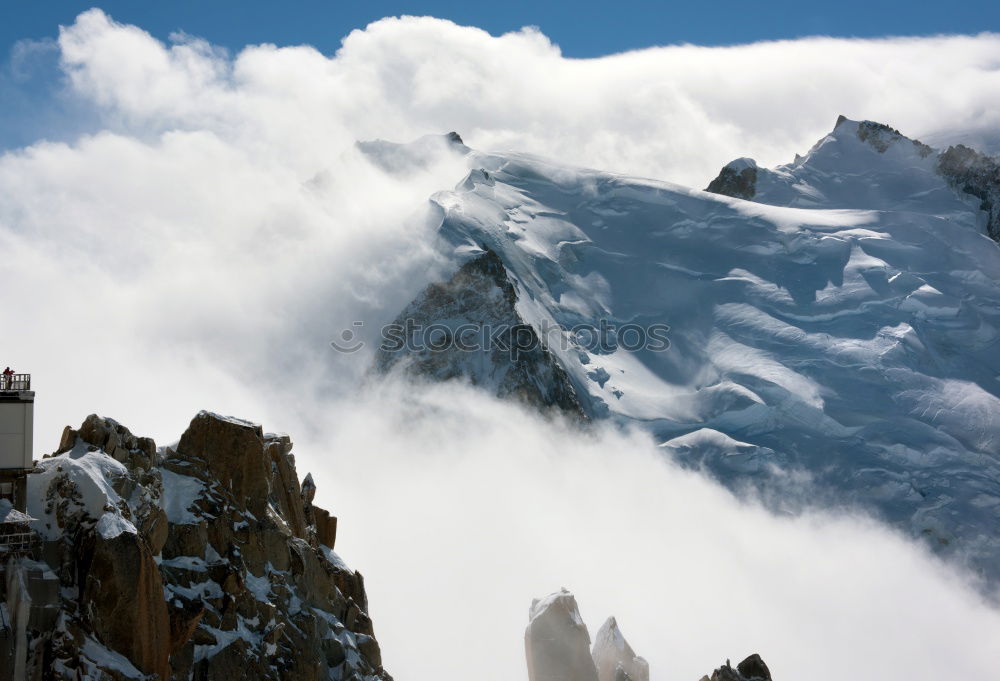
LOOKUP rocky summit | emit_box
[1,411,389,681]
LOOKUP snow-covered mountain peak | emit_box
[375,122,1000,583]
[707,116,1000,242]
[708,116,955,212]
[831,115,934,156]
[357,130,470,175]
[799,116,937,180]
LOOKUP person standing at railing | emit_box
[2,367,13,390]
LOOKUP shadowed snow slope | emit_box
[387,120,1000,581]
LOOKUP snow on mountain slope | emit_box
[708,116,1000,241]
[373,121,1000,581]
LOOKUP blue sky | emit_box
[2,0,998,59]
[0,1,997,152]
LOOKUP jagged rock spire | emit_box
[525,589,599,681]
[591,616,649,681]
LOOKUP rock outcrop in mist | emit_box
[525,589,599,681]
[375,248,587,418]
[526,588,774,681]
[3,412,389,681]
[700,654,772,681]
[591,617,649,681]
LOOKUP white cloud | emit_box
[310,382,1000,681]
[1,9,999,680]
[49,10,1000,187]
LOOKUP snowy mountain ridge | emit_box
[370,117,1000,582]
[708,116,1000,241]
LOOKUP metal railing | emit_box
[0,525,37,559]
[0,528,36,555]
[0,373,30,391]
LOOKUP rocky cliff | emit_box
[7,411,389,681]
[937,143,1000,242]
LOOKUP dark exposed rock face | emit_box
[375,249,587,418]
[736,653,772,680]
[854,119,934,157]
[525,589,599,681]
[17,412,390,681]
[591,617,649,681]
[699,654,772,681]
[705,159,758,200]
[937,143,1000,242]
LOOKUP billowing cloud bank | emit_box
[323,384,1000,681]
[2,9,1000,680]
[39,10,1000,186]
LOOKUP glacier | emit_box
[368,118,1000,582]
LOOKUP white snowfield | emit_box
[394,118,1000,578]
[29,444,139,541]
